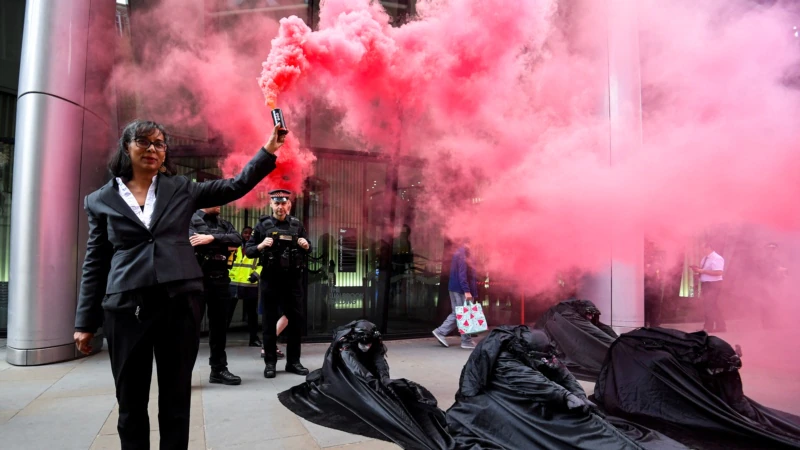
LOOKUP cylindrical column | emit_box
[607,0,644,332]
[7,0,115,366]
[578,0,644,333]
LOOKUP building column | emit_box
[580,0,644,333]
[608,0,644,332]
[7,0,115,366]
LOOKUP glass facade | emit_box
[0,93,13,333]
[0,0,24,335]
[170,148,457,339]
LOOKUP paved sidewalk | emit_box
[1,322,799,449]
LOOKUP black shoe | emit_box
[210,369,242,386]
[276,347,285,359]
[286,362,309,376]
[249,338,263,347]
[264,363,276,379]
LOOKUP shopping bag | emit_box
[456,301,488,335]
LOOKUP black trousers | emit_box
[200,275,231,371]
[644,283,663,327]
[104,289,200,450]
[262,272,303,364]
[228,284,260,341]
[701,281,726,331]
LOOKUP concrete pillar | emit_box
[580,0,644,333]
[7,0,115,365]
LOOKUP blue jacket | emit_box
[448,246,478,297]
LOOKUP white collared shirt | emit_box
[699,251,724,283]
[116,175,158,229]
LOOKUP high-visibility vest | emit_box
[229,247,262,286]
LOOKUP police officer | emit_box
[228,226,262,347]
[190,206,242,385]
[245,189,311,378]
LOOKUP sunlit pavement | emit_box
[0,321,798,449]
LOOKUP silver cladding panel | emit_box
[577,0,644,328]
[607,0,644,329]
[5,334,103,366]
[17,0,90,106]
[8,94,84,349]
[8,0,115,365]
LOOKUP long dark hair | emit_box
[108,120,176,179]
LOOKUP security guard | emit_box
[245,189,311,378]
[190,206,242,385]
[228,226,262,347]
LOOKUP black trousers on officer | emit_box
[701,281,726,332]
[200,275,232,371]
[228,284,260,341]
[104,288,200,450]
[262,272,303,365]
[644,282,663,327]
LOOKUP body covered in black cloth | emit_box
[278,320,453,450]
[279,322,685,449]
[594,327,800,449]
[446,325,687,450]
[533,298,618,379]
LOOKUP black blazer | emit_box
[75,148,277,332]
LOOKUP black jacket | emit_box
[189,210,241,275]
[75,148,277,332]
[245,214,311,272]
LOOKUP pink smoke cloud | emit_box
[112,0,800,300]
[255,0,800,291]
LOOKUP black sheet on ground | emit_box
[533,298,618,380]
[594,327,800,450]
[277,320,454,450]
[446,325,688,450]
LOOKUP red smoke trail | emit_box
[114,0,800,305]
[111,0,315,204]
[256,0,800,292]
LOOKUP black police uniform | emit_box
[190,210,241,382]
[245,211,310,372]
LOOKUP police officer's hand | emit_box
[190,233,214,247]
[264,124,287,154]
[258,237,274,250]
[74,331,94,355]
[298,238,310,250]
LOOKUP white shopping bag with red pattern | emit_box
[456,301,488,335]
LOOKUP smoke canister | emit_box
[271,108,289,136]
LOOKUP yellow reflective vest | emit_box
[229,247,262,287]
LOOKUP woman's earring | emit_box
[159,164,166,173]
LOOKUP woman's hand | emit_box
[264,124,288,154]
[74,331,94,355]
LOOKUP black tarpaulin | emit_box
[277,320,454,450]
[533,298,618,380]
[594,327,800,449]
[446,326,688,450]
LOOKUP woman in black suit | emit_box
[73,119,285,449]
